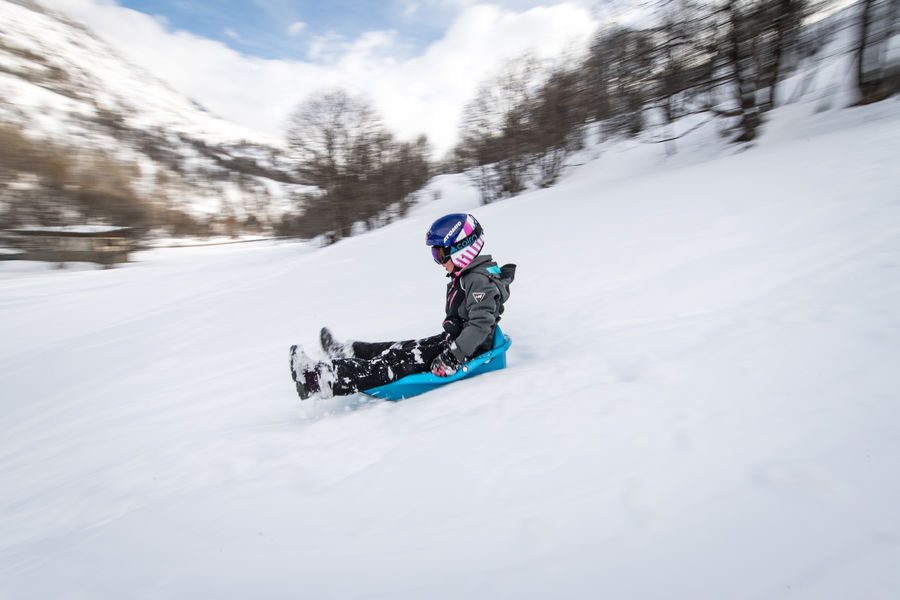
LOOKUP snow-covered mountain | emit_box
[0,0,307,223]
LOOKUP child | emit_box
[290,213,515,400]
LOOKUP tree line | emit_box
[452,0,899,204]
[0,122,280,239]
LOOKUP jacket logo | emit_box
[472,292,486,302]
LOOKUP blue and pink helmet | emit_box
[426,213,485,270]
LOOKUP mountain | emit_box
[0,0,309,234]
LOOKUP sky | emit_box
[43,0,622,156]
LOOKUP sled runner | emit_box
[363,327,511,401]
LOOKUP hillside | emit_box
[1,82,899,598]
[0,0,308,230]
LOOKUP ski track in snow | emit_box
[1,100,900,598]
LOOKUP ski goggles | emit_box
[431,245,452,264]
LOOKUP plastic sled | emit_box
[363,327,512,401]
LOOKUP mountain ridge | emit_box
[0,0,309,234]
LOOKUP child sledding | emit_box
[289,213,515,400]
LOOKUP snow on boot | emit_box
[289,344,306,383]
[290,344,317,400]
[289,344,334,400]
[320,326,351,359]
[315,360,335,399]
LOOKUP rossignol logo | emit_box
[472,292,486,302]
[443,221,462,244]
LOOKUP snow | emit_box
[1,96,900,597]
[0,0,300,221]
[9,225,129,234]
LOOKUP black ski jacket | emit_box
[442,254,515,361]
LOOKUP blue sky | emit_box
[117,0,456,60]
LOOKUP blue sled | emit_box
[363,327,512,401]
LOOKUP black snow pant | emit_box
[329,334,448,396]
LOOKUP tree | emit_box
[856,0,900,104]
[528,67,588,185]
[287,89,384,239]
[761,0,807,112]
[586,27,655,139]
[286,88,431,240]
[715,0,809,141]
[457,57,546,203]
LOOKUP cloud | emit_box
[364,4,599,153]
[304,30,406,63]
[402,1,421,16]
[46,0,599,156]
[224,28,240,41]
[287,21,306,36]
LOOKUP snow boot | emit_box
[320,326,351,359]
[289,344,334,400]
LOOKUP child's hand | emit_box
[431,349,460,377]
[442,317,463,337]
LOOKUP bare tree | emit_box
[528,67,589,185]
[586,27,656,139]
[761,0,807,112]
[458,57,546,203]
[287,89,382,239]
[286,88,431,240]
[856,0,900,104]
[718,0,812,140]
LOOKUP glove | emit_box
[442,317,463,338]
[431,348,461,377]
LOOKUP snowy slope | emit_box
[1,97,900,598]
[0,0,263,144]
[0,0,304,217]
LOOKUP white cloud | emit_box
[307,31,346,62]
[402,1,420,16]
[44,0,599,156]
[224,28,240,41]
[287,21,306,36]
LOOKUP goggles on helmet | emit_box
[431,245,451,264]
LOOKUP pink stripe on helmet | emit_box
[450,233,485,270]
[464,241,483,258]
[461,215,476,238]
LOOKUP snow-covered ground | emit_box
[2,96,900,598]
[0,0,305,220]
[0,0,276,146]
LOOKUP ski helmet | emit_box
[426,213,484,270]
